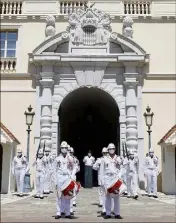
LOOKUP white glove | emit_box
[100,179,104,186]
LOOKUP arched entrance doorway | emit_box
[58,87,120,185]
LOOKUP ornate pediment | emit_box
[67,5,112,46]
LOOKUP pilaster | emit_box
[39,70,54,154]
[137,83,145,188]
[124,72,138,154]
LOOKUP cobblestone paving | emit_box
[1,188,176,222]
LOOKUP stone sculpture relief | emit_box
[67,6,112,46]
[122,16,133,38]
[45,15,56,38]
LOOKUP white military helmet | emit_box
[149,148,154,153]
[17,148,22,153]
[38,148,43,154]
[61,141,67,148]
[70,147,74,153]
[108,143,115,149]
[102,147,108,153]
[67,145,71,152]
[129,150,134,155]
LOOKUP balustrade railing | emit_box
[124,1,151,15]
[0,58,16,73]
[0,1,22,14]
[59,1,87,14]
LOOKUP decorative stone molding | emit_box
[122,16,133,38]
[72,62,109,87]
[45,15,56,38]
[40,105,52,152]
[67,6,112,46]
[39,77,54,153]
[124,76,138,154]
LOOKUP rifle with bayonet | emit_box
[36,139,41,161]
[122,141,125,158]
[124,142,129,159]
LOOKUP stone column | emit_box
[137,83,145,188]
[124,72,138,154]
[52,75,61,156]
[39,72,54,153]
[119,121,126,156]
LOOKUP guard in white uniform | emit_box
[43,150,55,194]
[83,151,95,188]
[32,148,46,199]
[93,147,107,215]
[124,150,139,199]
[144,148,159,198]
[120,156,128,195]
[55,141,76,219]
[144,153,149,192]
[11,148,29,197]
[69,147,80,213]
[100,143,123,219]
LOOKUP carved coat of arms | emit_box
[67,6,112,46]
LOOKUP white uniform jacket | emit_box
[54,154,77,190]
[93,157,102,185]
[12,156,29,175]
[99,154,122,190]
[83,156,95,166]
[32,157,46,173]
[144,155,159,175]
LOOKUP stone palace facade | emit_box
[1,0,176,192]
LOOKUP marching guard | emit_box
[43,149,55,194]
[54,141,79,219]
[11,148,29,197]
[32,147,46,199]
[100,143,123,219]
[93,147,108,215]
[144,148,159,198]
[69,147,80,208]
[124,150,139,199]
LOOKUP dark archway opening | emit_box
[59,87,120,186]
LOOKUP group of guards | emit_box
[11,141,159,220]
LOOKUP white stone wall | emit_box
[161,145,176,194]
[1,143,11,193]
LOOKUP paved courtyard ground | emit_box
[1,188,176,222]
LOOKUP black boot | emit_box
[55,215,61,219]
[134,195,138,200]
[104,215,111,219]
[115,215,123,219]
[101,212,106,216]
[65,215,76,219]
[73,204,76,207]
[70,212,74,216]
[34,195,39,198]
[153,195,158,198]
